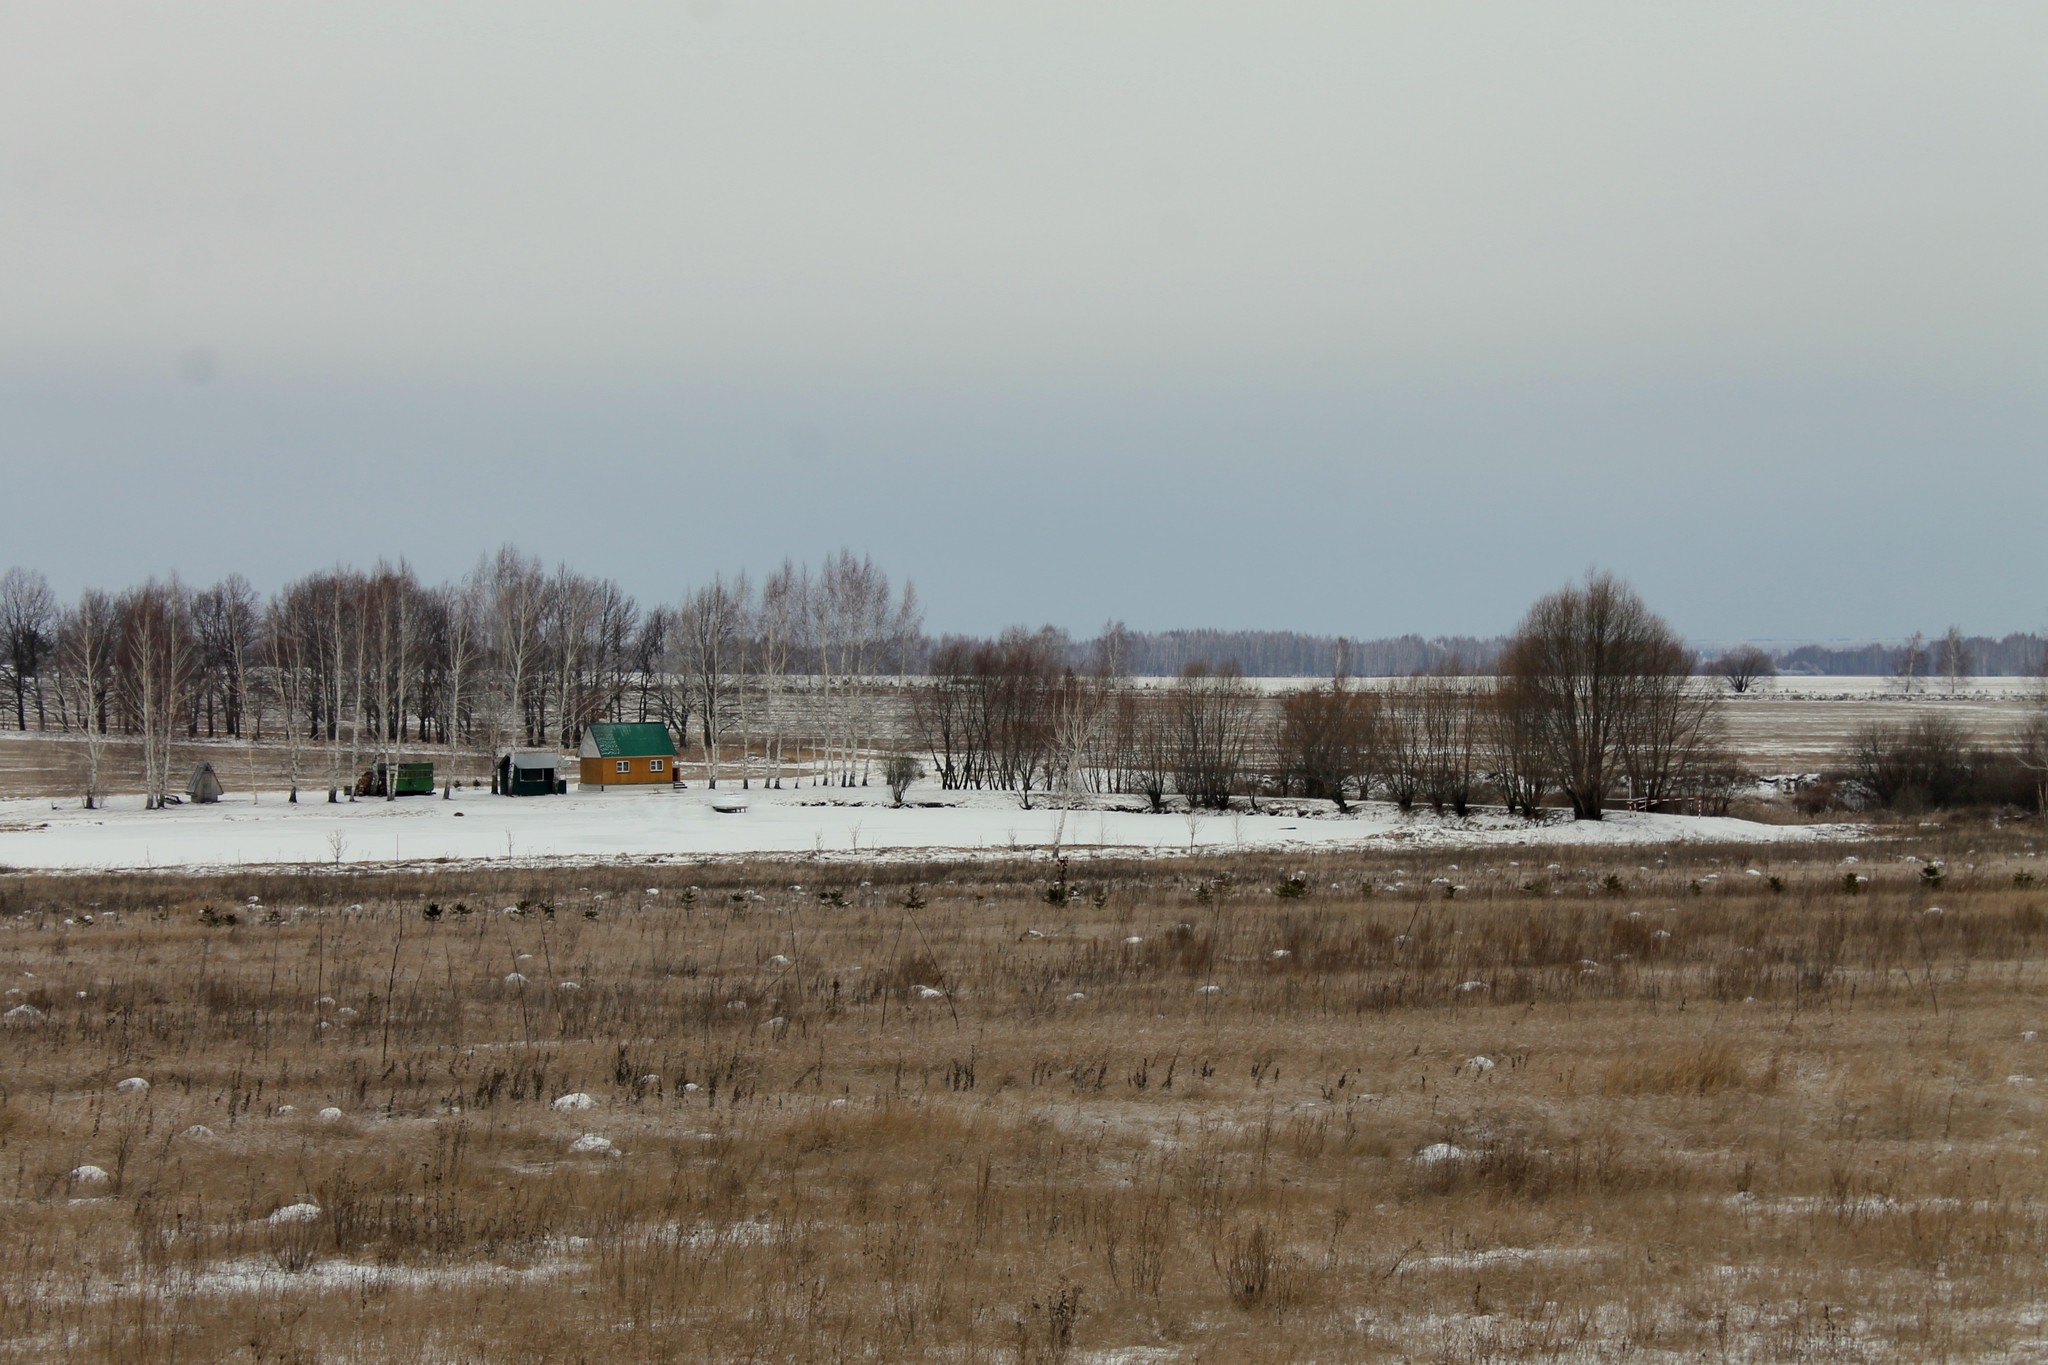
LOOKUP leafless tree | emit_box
[1499,572,1704,821]
[542,566,594,749]
[811,551,920,787]
[1616,668,1724,811]
[757,561,801,788]
[346,572,371,798]
[913,641,972,791]
[1045,670,1108,810]
[1712,644,1776,694]
[1,567,57,731]
[1169,662,1255,811]
[1843,713,1972,809]
[1125,690,1175,813]
[631,605,690,745]
[1273,675,1371,812]
[119,579,194,809]
[915,629,1064,805]
[364,562,423,799]
[593,584,639,730]
[681,574,749,788]
[61,589,118,808]
[2020,689,2048,817]
[300,570,360,801]
[882,579,925,782]
[1892,631,1927,695]
[807,557,850,785]
[441,567,488,787]
[1483,676,1550,819]
[265,591,311,802]
[1415,665,1480,817]
[1938,625,1972,696]
[1376,676,1425,814]
[490,547,547,748]
[189,575,259,744]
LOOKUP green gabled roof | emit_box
[586,722,677,758]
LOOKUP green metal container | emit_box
[375,762,436,796]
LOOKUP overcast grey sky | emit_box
[3,4,2043,640]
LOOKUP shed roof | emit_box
[505,751,561,770]
[581,722,677,759]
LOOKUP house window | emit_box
[649,759,665,773]
[616,760,631,774]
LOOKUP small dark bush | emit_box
[884,755,923,807]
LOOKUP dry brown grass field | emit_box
[5,822,2048,1362]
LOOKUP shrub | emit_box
[1840,714,1971,809]
[884,754,923,807]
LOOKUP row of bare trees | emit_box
[9,556,2032,818]
[914,575,1733,820]
[0,549,921,808]
[673,552,922,789]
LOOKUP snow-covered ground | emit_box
[0,782,1854,874]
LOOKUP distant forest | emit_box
[1773,634,2045,678]
[1077,628,1504,678]
[1008,626,2045,679]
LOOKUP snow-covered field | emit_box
[1139,675,2044,699]
[0,782,1854,874]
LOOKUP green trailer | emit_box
[368,761,436,797]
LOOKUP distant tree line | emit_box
[914,575,1738,821]
[0,551,919,808]
[1045,627,1507,679]
[1772,631,2045,681]
[915,624,2047,681]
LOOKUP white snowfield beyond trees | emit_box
[0,780,1851,874]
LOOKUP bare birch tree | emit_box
[490,547,547,749]
[119,580,194,809]
[441,567,487,790]
[62,589,118,808]
[681,574,748,788]
[1893,632,1927,696]
[758,561,801,788]
[266,592,310,802]
[1938,625,1973,696]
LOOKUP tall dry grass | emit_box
[1,826,2045,1359]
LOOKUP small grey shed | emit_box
[185,762,223,804]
